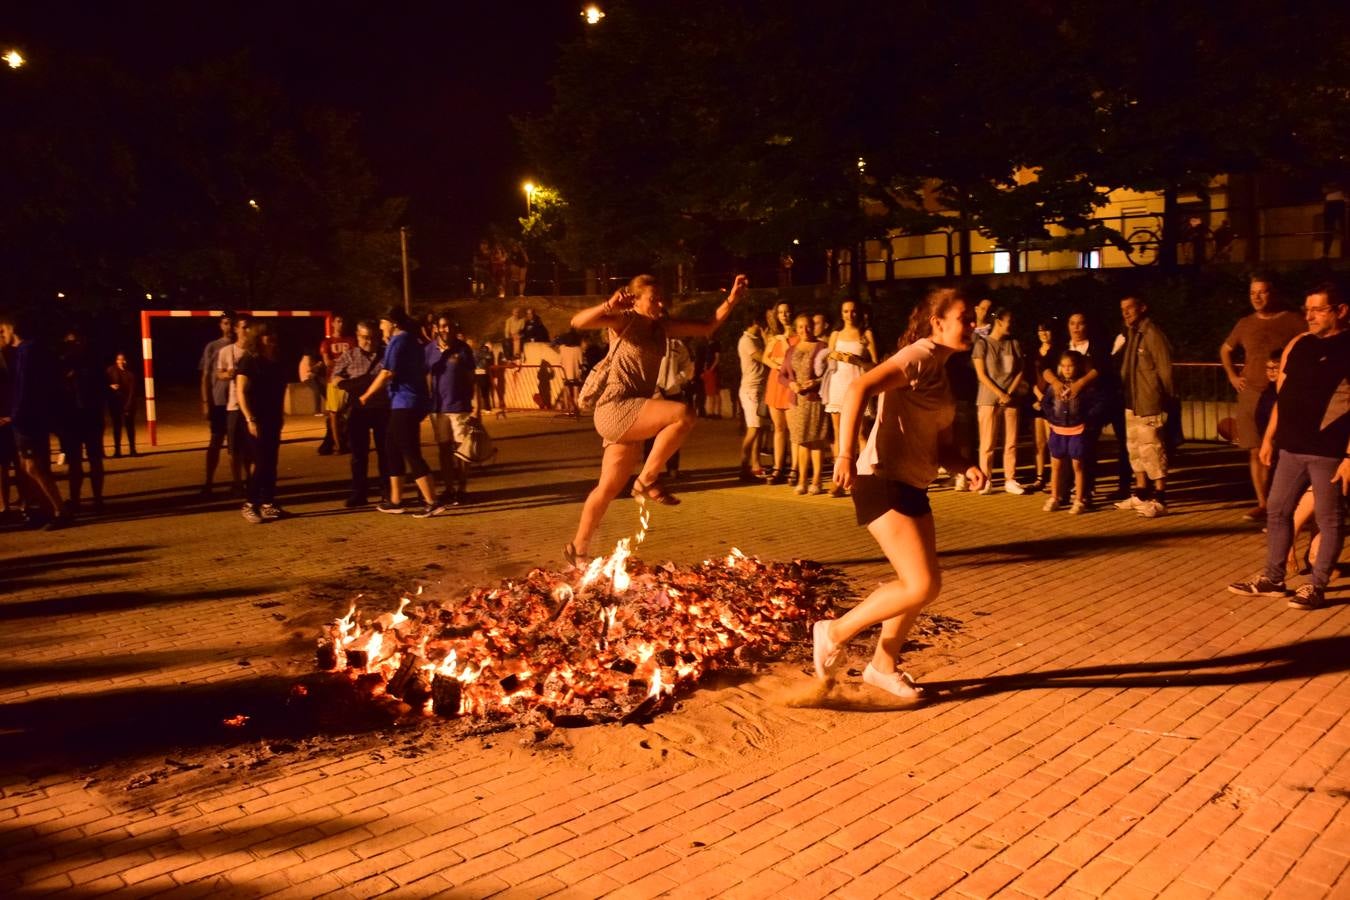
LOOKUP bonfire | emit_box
[314,502,848,728]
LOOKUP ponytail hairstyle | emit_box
[902,286,965,346]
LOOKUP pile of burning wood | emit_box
[314,544,847,728]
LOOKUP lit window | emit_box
[1085,250,1101,269]
[993,251,1011,274]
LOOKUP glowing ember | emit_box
[315,508,848,729]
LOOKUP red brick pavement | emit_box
[1,407,1348,897]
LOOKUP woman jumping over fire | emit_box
[814,286,986,699]
[565,273,749,568]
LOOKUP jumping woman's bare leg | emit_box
[827,510,940,674]
[572,442,642,554]
[622,399,694,486]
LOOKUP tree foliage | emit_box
[521,0,1350,272]
[1,52,405,313]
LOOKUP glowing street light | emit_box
[523,181,536,214]
[581,5,605,25]
[247,198,260,210]
[4,49,25,70]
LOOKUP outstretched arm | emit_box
[571,288,634,331]
[665,275,749,338]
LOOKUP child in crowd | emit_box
[1040,350,1102,514]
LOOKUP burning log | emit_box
[431,675,462,718]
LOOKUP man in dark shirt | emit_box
[425,315,479,505]
[0,313,68,527]
[58,328,107,515]
[236,321,289,524]
[1229,282,1350,609]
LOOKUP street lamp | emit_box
[4,49,25,70]
[523,181,536,215]
[581,5,605,25]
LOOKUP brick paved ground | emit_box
[2,403,1348,898]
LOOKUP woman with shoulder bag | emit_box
[565,273,749,568]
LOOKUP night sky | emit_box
[7,1,580,265]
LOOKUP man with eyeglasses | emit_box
[1219,273,1304,521]
[333,321,388,508]
[1230,282,1350,610]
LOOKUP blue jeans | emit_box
[1264,452,1345,590]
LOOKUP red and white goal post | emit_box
[139,309,333,446]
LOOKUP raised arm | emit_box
[571,288,633,331]
[665,274,749,338]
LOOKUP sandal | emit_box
[563,542,591,569]
[632,478,680,506]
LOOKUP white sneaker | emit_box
[812,620,843,680]
[952,474,968,492]
[1043,496,1062,512]
[1114,496,1143,511]
[1005,480,1026,495]
[1069,500,1087,515]
[862,664,923,699]
[978,480,994,495]
[1137,499,1167,518]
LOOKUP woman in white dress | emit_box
[824,300,877,496]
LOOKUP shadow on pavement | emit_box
[920,635,1350,706]
[0,671,408,773]
[0,644,292,691]
[0,583,271,622]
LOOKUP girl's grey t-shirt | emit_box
[974,333,1023,404]
[856,338,955,490]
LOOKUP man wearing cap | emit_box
[358,308,442,517]
[426,313,479,506]
[198,311,235,495]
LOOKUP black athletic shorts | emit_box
[385,408,431,479]
[208,404,228,438]
[851,474,931,525]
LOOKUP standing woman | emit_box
[824,299,877,496]
[1028,320,1060,491]
[761,301,795,483]
[236,322,288,523]
[782,315,831,494]
[815,287,986,698]
[566,274,748,566]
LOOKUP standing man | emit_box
[57,329,107,516]
[1219,273,1305,521]
[198,311,235,495]
[318,315,353,455]
[235,322,288,523]
[1113,296,1175,518]
[334,321,389,508]
[0,313,67,528]
[737,314,769,481]
[1229,282,1349,609]
[425,314,479,506]
[217,315,253,498]
[504,306,527,360]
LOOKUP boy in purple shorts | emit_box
[1041,351,1102,514]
